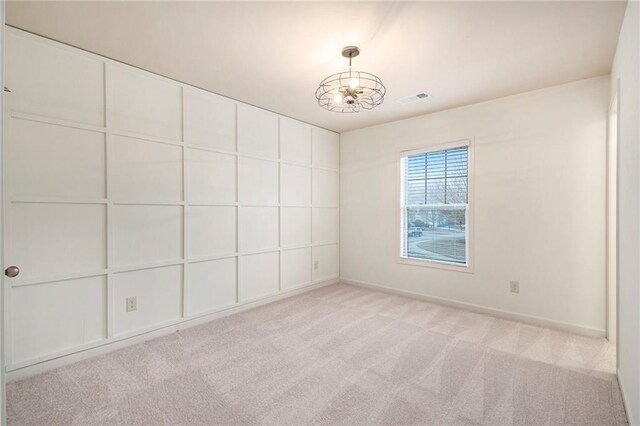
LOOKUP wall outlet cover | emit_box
[126,296,137,312]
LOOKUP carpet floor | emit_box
[7,283,627,425]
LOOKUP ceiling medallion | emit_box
[315,46,386,113]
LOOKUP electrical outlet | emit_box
[314,260,319,270]
[510,281,520,294]
[126,296,137,312]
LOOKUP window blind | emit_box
[405,146,468,206]
[401,145,469,265]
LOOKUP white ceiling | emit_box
[6,1,626,133]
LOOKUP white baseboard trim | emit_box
[617,368,634,426]
[6,278,338,382]
[340,278,606,338]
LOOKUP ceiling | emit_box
[6,1,627,133]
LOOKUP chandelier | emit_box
[315,46,386,113]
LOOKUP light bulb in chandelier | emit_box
[315,46,386,113]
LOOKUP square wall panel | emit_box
[281,248,311,290]
[238,207,279,252]
[113,205,183,267]
[188,206,236,258]
[183,88,236,151]
[6,32,105,126]
[237,105,278,158]
[111,65,182,141]
[312,128,339,168]
[238,252,279,302]
[280,118,311,164]
[6,118,105,199]
[313,208,339,245]
[313,244,339,281]
[281,164,311,206]
[280,207,311,248]
[6,203,106,284]
[238,157,278,205]
[187,148,236,204]
[187,258,236,316]
[313,169,339,206]
[113,265,182,335]
[11,276,106,363]
[111,135,183,203]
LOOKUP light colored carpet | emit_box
[7,283,627,425]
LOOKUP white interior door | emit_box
[3,31,109,368]
[1,4,6,424]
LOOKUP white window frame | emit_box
[397,139,474,273]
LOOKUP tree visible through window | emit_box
[401,144,469,265]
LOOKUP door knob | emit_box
[5,266,19,278]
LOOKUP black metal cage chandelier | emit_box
[315,46,386,113]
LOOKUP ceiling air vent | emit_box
[396,92,430,105]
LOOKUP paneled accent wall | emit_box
[3,28,339,369]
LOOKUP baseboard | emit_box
[6,278,338,382]
[617,368,635,426]
[340,278,606,338]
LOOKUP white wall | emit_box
[610,1,640,424]
[341,76,609,335]
[2,27,339,371]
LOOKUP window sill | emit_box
[397,257,474,274]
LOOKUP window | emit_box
[400,142,471,268]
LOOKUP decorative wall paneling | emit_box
[3,27,339,370]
